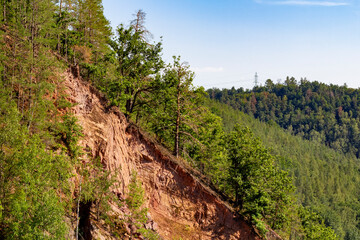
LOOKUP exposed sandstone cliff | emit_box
[63,69,281,240]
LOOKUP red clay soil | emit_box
[63,69,282,240]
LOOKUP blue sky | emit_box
[102,0,360,89]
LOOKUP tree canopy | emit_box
[0,1,346,239]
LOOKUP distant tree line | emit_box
[208,77,360,158]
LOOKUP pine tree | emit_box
[74,0,111,60]
[107,22,163,118]
[144,56,207,158]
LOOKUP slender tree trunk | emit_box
[3,0,6,23]
[235,189,239,207]
[174,80,181,158]
[28,2,35,115]
[125,87,133,119]
[88,11,91,40]
[125,98,131,119]
[65,28,68,60]
[57,0,62,53]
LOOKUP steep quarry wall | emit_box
[63,69,277,240]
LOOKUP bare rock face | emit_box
[63,70,280,240]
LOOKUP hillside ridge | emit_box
[63,69,281,239]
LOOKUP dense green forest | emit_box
[0,0,347,239]
[0,0,136,239]
[208,79,360,157]
[206,99,360,239]
[207,79,360,239]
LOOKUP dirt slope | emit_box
[64,69,281,240]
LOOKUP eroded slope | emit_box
[64,69,276,240]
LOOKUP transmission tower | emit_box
[254,72,258,87]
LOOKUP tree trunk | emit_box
[3,0,6,23]
[174,80,181,158]
[57,0,62,53]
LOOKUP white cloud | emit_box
[255,0,350,6]
[191,67,224,73]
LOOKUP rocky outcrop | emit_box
[63,69,280,240]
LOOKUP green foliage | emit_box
[54,114,83,158]
[104,23,163,117]
[0,2,83,236]
[0,1,159,240]
[115,23,299,237]
[208,78,360,158]
[78,156,119,222]
[0,94,71,239]
[142,56,208,157]
[224,125,294,230]
[184,110,228,183]
[74,0,111,52]
[0,2,78,235]
[53,0,112,63]
[138,227,160,240]
[252,214,268,238]
[137,67,297,234]
[126,171,159,239]
[0,1,345,239]
[298,207,337,240]
[126,171,147,222]
[207,99,360,239]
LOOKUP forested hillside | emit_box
[208,78,360,157]
[206,99,360,239]
[0,0,343,239]
[0,0,114,238]
[207,79,360,239]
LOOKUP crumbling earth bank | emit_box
[64,70,280,240]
